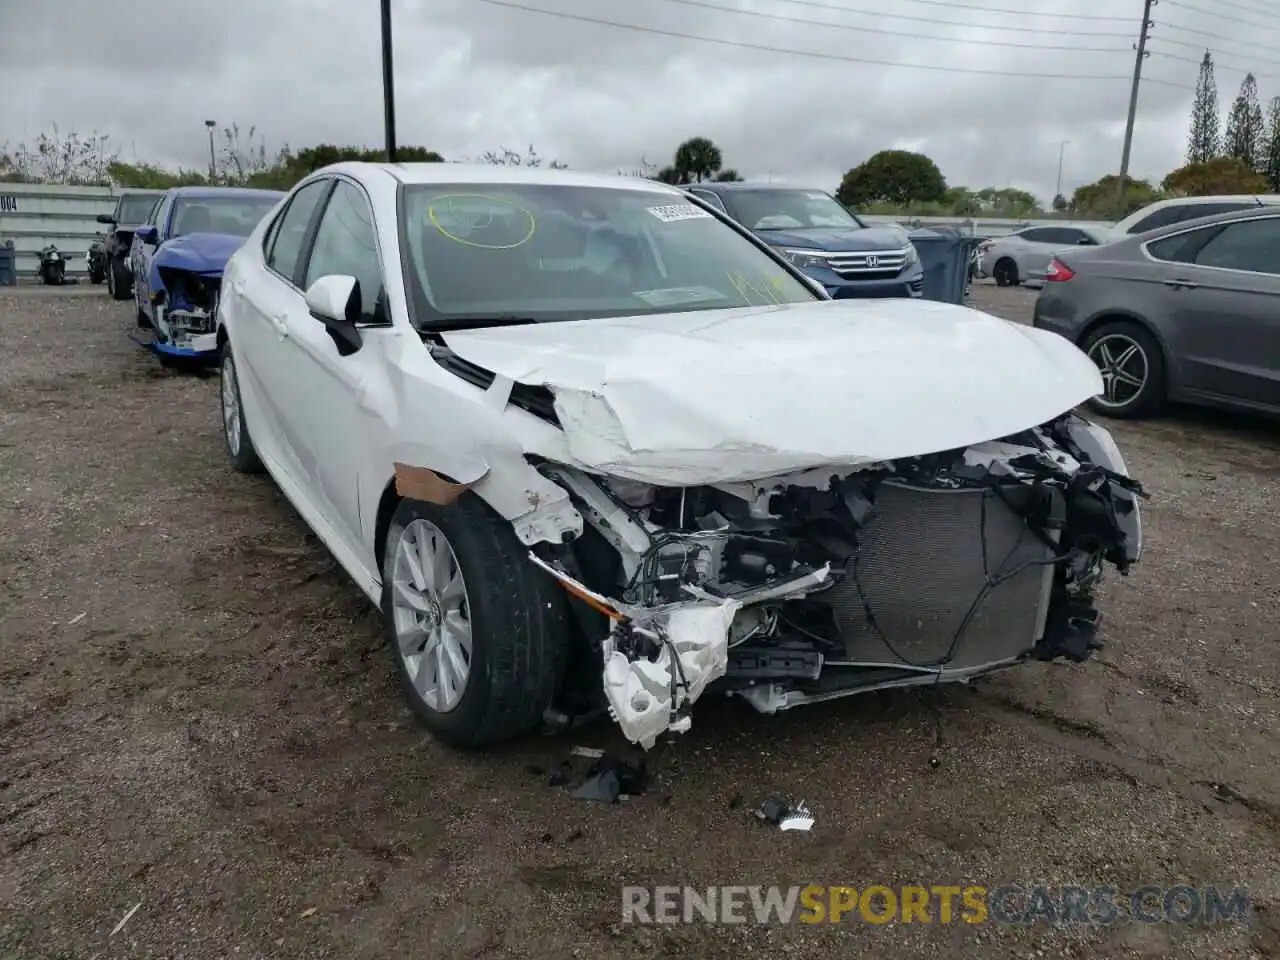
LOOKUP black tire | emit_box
[109,256,132,300]
[219,341,264,473]
[993,258,1019,287]
[1080,320,1167,420]
[380,496,569,748]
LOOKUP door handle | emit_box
[270,314,289,338]
[1164,278,1198,290]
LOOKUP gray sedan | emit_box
[1032,207,1280,419]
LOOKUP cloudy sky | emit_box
[2,0,1276,203]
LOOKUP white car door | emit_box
[1013,227,1065,278]
[276,176,395,549]
[227,177,332,480]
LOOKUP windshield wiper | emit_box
[432,315,542,331]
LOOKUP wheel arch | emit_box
[1076,310,1176,399]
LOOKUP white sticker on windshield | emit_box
[806,192,828,199]
[646,203,713,223]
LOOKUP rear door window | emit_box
[1192,217,1280,275]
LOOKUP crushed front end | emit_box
[534,413,1145,749]
[146,267,222,360]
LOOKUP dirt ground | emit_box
[2,281,1279,960]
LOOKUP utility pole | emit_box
[380,0,397,162]
[1115,0,1155,211]
[204,120,217,181]
[1055,140,1070,201]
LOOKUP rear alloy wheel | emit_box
[381,496,569,748]
[993,258,1019,287]
[220,341,264,473]
[1082,321,1166,419]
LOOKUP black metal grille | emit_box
[825,480,1053,670]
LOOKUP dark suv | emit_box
[683,182,924,299]
[97,190,163,300]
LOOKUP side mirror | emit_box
[1077,237,1095,245]
[304,274,364,357]
[96,213,116,225]
[135,226,158,245]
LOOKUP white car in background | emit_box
[978,224,1113,287]
[215,162,1145,751]
[1106,194,1280,240]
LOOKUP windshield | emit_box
[119,195,158,225]
[398,183,818,328]
[723,188,863,231]
[169,195,281,238]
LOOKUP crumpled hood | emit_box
[153,232,245,276]
[441,299,1105,486]
[756,226,909,251]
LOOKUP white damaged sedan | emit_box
[216,162,1145,749]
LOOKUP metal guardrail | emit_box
[860,215,1117,238]
[0,181,1120,278]
[0,183,118,279]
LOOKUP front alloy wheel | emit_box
[390,518,473,713]
[380,496,569,748]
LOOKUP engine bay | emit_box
[533,412,1147,748]
[155,268,219,349]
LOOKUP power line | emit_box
[1161,0,1280,34]
[468,0,1143,81]
[1149,47,1279,81]
[1180,0,1276,15]
[656,0,1136,53]
[1149,27,1280,59]
[767,0,1135,40]
[782,0,1136,21]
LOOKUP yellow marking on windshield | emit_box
[727,271,786,305]
[426,193,537,249]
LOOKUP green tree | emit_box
[1224,73,1265,169]
[107,161,209,188]
[1071,174,1160,218]
[1187,51,1220,165]
[714,168,742,182]
[654,165,682,185]
[1264,96,1280,191]
[1162,157,1268,196]
[673,137,724,183]
[836,150,947,207]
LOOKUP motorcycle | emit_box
[38,244,70,286]
[86,234,107,285]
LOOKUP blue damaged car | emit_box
[683,182,924,299]
[130,186,284,362]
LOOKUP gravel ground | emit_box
[2,283,1279,960]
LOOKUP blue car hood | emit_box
[152,232,246,276]
[756,226,908,251]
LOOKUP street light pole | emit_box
[1055,140,1070,201]
[204,120,216,181]
[381,0,397,162]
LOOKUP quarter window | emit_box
[266,179,330,284]
[303,180,387,323]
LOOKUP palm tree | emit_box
[673,137,723,183]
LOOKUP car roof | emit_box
[686,181,827,194]
[1122,203,1280,241]
[166,185,285,199]
[330,161,687,195]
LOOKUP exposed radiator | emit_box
[825,479,1055,671]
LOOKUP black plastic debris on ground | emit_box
[755,795,815,831]
[547,749,649,804]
